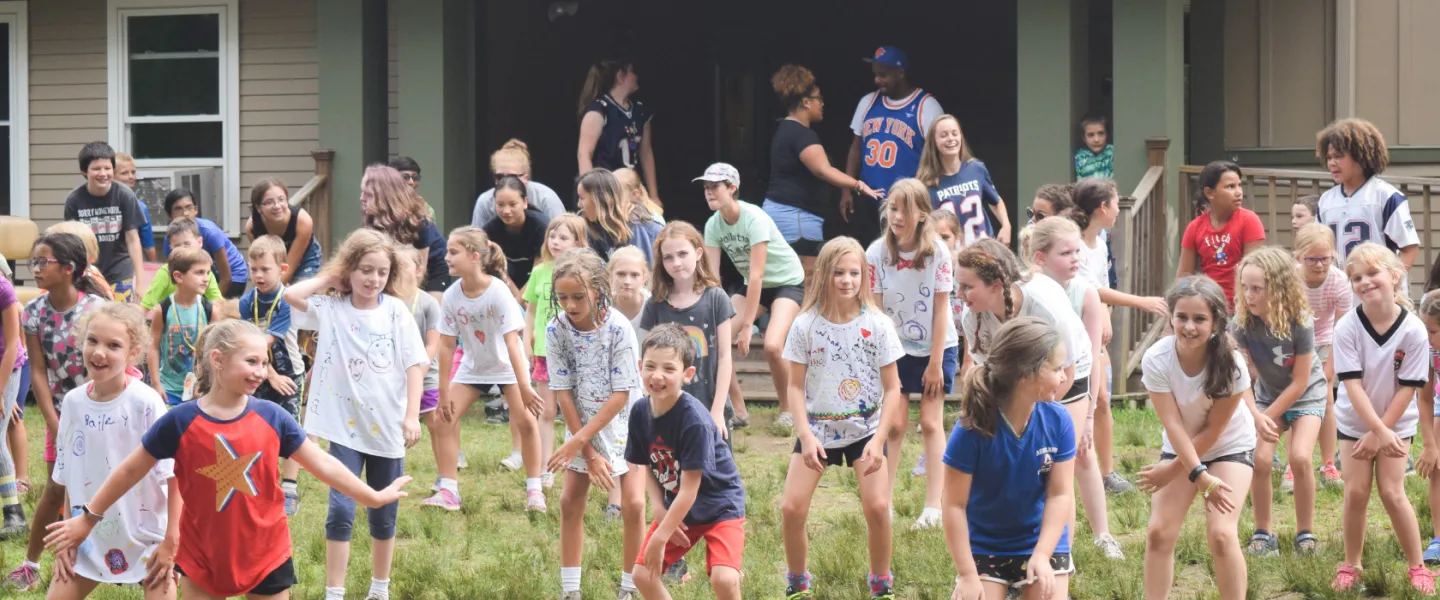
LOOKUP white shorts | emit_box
[566,404,632,476]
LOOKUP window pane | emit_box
[127,14,218,54]
[0,126,9,216]
[129,57,219,116]
[131,122,222,159]
[0,24,10,122]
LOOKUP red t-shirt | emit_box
[1181,208,1266,305]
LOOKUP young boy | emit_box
[1315,118,1420,282]
[239,235,309,515]
[113,151,157,262]
[63,141,148,301]
[627,324,745,600]
[1074,115,1114,181]
[148,247,214,406]
[139,218,224,311]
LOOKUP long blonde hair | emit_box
[193,320,268,397]
[392,245,423,302]
[880,178,937,271]
[798,237,882,318]
[578,168,651,245]
[320,229,401,297]
[915,115,973,188]
[1345,242,1413,309]
[1234,246,1312,340]
[615,168,663,218]
[540,214,588,265]
[76,302,151,367]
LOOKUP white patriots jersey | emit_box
[1319,177,1419,262]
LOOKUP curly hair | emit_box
[1033,183,1075,217]
[959,317,1061,438]
[76,301,151,365]
[361,164,430,245]
[1316,118,1389,179]
[550,248,612,327]
[1233,247,1312,340]
[649,221,720,302]
[1345,242,1412,310]
[771,64,817,114]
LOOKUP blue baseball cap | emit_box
[863,45,908,69]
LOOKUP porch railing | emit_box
[290,149,337,253]
[1109,138,1171,394]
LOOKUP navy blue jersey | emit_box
[853,89,939,195]
[585,94,653,171]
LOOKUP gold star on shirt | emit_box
[195,434,262,511]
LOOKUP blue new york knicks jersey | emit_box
[585,94,653,171]
[858,89,932,195]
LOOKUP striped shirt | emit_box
[1305,266,1352,346]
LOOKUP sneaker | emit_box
[1412,565,1436,593]
[662,558,691,584]
[616,587,638,600]
[432,477,442,493]
[526,490,547,513]
[871,590,895,599]
[541,472,555,489]
[1331,564,1360,591]
[776,412,795,429]
[1295,531,1320,556]
[730,414,750,430]
[1427,538,1440,566]
[458,449,470,470]
[1103,471,1136,494]
[486,411,510,425]
[913,507,942,530]
[785,585,815,599]
[603,503,622,522]
[561,592,582,600]
[284,490,301,516]
[1246,531,1278,557]
[0,506,28,540]
[1094,533,1125,560]
[1319,462,1343,487]
[421,488,462,511]
[1272,452,1283,470]
[1280,465,1295,494]
[912,453,927,477]
[500,452,523,471]
[3,564,38,592]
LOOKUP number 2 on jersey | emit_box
[939,194,989,244]
[865,139,897,168]
[1329,220,1372,257]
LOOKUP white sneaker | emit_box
[499,452,522,471]
[1094,533,1125,560]
[913,507,943,530]
[776,412,795,429]
[541,472,555,488]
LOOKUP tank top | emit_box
[252,206,301,245]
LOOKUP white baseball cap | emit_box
[692,163,740,187]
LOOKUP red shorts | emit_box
[635,517,745,575]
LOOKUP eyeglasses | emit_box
[807,94,823,102]
[260,198,287,209]
[1027,207,1046,222]
[29,257,60,270]
[1301,256,1331,266]
[494,173,523,183]
[402,173,422,183]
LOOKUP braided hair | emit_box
[956,238,1026,354]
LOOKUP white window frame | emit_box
[0,2,28,218]
[106,0,240,235]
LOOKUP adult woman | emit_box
[163,188,249,297]
[577,168,662,265]
[916,115,1011,246]
[361,164,449,295]
[765,64,880,270]
[577,59,660,207]
[244,177,324,283]
[472,139,567,228]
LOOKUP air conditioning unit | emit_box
[133,167,222,230]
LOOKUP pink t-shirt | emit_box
[1305,266,1351,346]
[1181,208,1265,305]
[0,277,26,371]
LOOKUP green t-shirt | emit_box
[521,261,557,356]
[140,265,224,310]
[704,201,805,288]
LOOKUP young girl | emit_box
[780,237,905,600]
[6,232,107,592]
[283,229,429,600]
[864,178,958,530]
[0,272,26,537]
[577,58,658,202]
[578,168,662,265]
[1316,118,1420,274]
[1232,247,1329,556]
[615,167,665,225]
[1294,224,1349,491]
[425,227,545,513]
[392,247,443,489]
[1027,217,1125,560]
[1291,194,1319,231]
[360,165,449,296]
[610,246,651,342]
[1135,276,1254,600]
[47,302,178,599]
[44,319,412,600]
[482,175,548,289]
[915,115,1011,245]
[522,214,588,487]
[1329,243,1431,592]
[44,221,113,302]
[1415,290,1440,564]
[244,177,324,283]
[943,317,1076,600]
[1177,161,1266,306]
[541,248,646,600]
[641,221,735,437]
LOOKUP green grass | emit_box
[1,405,1438,599]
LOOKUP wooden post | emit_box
[311,149,336,254]
[1145,137,1169,298]
[1111,196,1136,394]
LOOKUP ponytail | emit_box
[1166,276,1243,399]
[33,233,106,297]
[1067,178,1116,232]
[192,320,267,398]
[578,59,631,117]
[484,241,509,279]
[959,317,1062,438]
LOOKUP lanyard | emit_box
[254,285,285,330]
[169,299,206,354]
[407,292,420,315]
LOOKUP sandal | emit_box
[1294,531,1320,555]
[1246,531,1278,557]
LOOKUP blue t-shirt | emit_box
[138,202,155,250]
[625,392,746,526]
[929,161,1002,244]
[585,94,654,171]
[238,287,299,378]
[164,218,248,284]
[942,400,1075,555]
[415,221,448,284]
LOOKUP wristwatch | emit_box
[82,504,104,523]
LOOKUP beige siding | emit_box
[27,0,107,226]
[1223,0,1332,149]
[388,0,399,157]
[1355,0,1440,146]
[239,0,320,214]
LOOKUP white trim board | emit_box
[0,1,28,219]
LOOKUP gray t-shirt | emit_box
[410,291,442,390]
[1230,316,1327,411]
[472,181,567,229]
[639,287,736,411]
[63,182,145,283]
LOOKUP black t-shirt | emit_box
[483,209,548,289]
[625,392,746,525]
[64,182,146,283]
[412,221,448,284]
[765,119,827,215]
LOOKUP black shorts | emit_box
[424,270,452,293]
[726,283,804,309]
[975,553,1074,588]
[176,557,296,595]
[1159,450,1255,468]
[792,434,886,467]
[1337,431,1413,443]
[1058,376,1090,405]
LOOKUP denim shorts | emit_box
[325,442,405,541]
[897,346,959,395]
[1278,408,1326,426]
[295,239,323,281]
[761,199,824,256]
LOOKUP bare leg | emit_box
[1022,574,1071,600]
[620,471,647,578]
[780,453,824,575]
[501,383,543,479]
[434,382,478,481]
[23,462,61,563]
[1377,439,1426,566]
[1250,435,1277,534]
[372,537,396,582]
[1286,416,1322,533]
[729,377,749,421]
[855,455,894,576]
[1094,353,1117,476]
[325,539,351,588]
[1319,355,1337,469]
[1203,463,1254,600]
[43,573,101,600]
[559,469,591,567]
[538,385,557,465]
[920,391,946,510]
[764,298,802,415]
[1338,440,1372,566]
[7,419,27,485]
[1143,459,1199,600]
[1064,398,1111,538]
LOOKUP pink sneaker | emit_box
[1319,462,1343,487]
[421,488,461,511]
[1410,565,1435,594]
[526,489,547,513]
[1331,564,1360,591]
[3,563,38,591]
